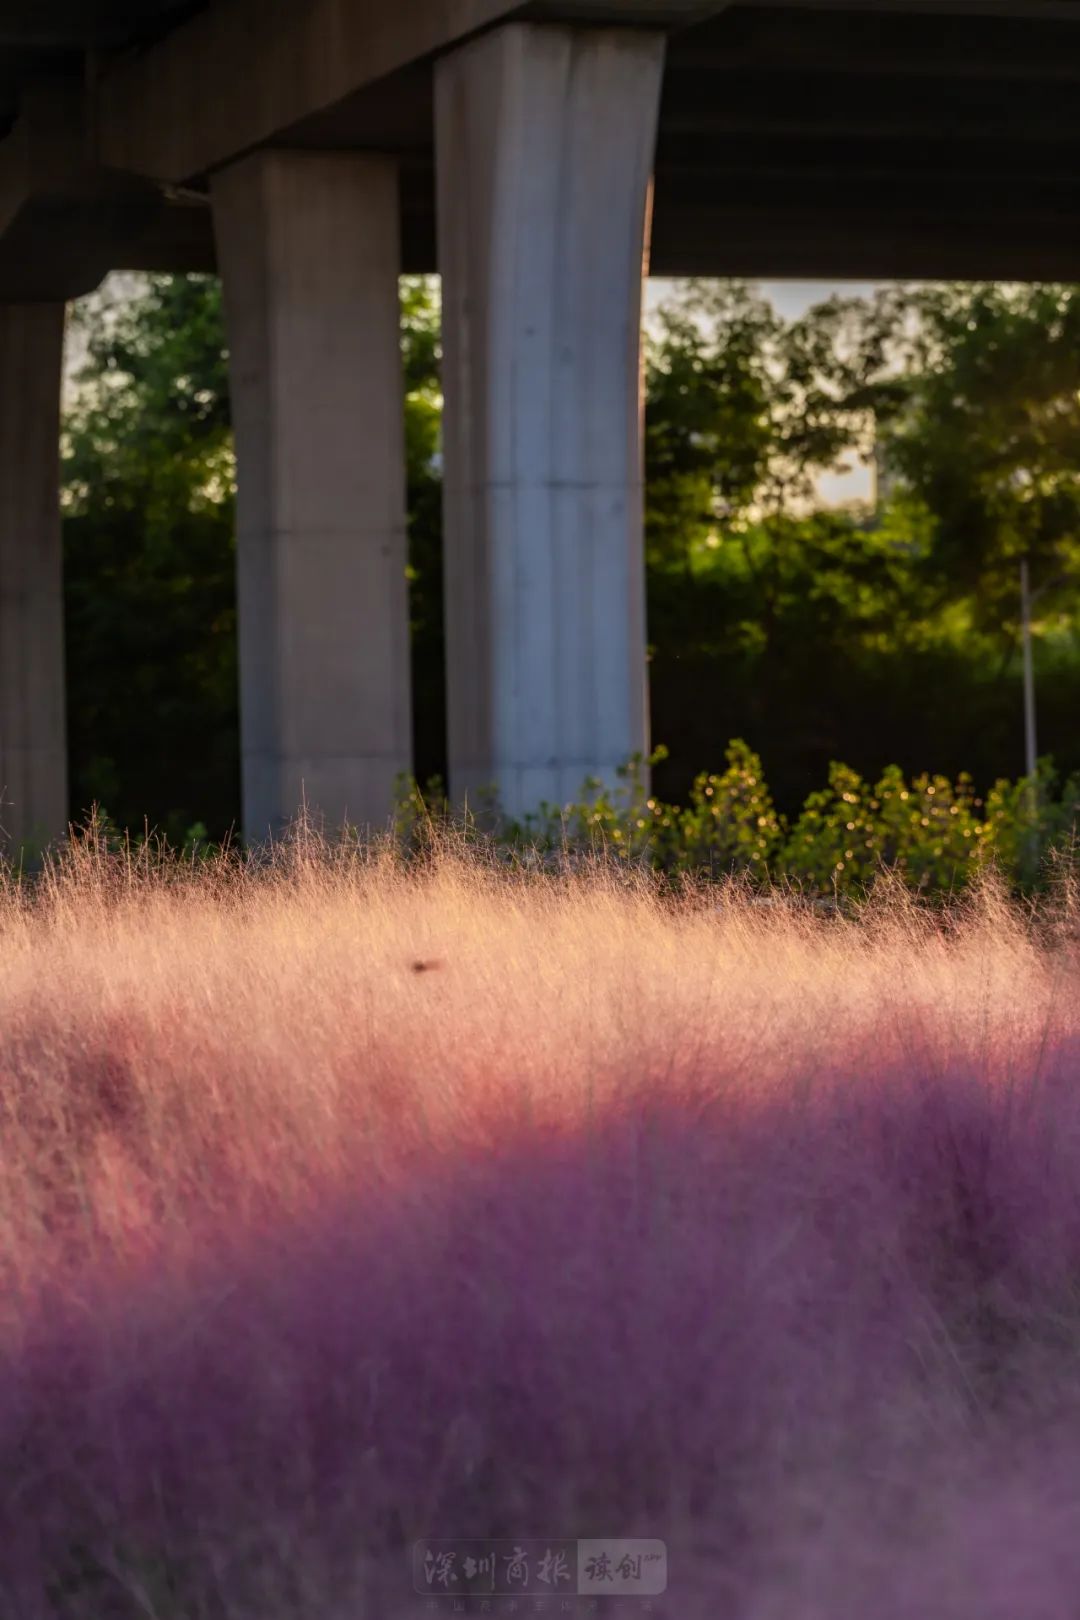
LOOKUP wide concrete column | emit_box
[211,152,411,844]
[435,23,665,818]
[0,304,67,854]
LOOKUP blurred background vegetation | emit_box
[61,275,1080,882]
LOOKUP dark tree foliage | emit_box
[398,279,446,792]
[63,276,238,842]
[869,283,1080,630]
[644,280,1080,808]
[63,275,446,841]
[61,274,1080,835]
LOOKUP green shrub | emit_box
[15,743,1080,900]
[397,741,1080,898]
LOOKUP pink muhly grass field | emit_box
[4,831,1080,1618]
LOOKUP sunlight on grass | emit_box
[3,826,1080,1617]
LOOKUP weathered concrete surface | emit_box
[0,0,1075,850]
[212,152,412,844]
[2,2,1077,286]
[96,0,531,184]
[436,23,664,817]
[0,303,67,852]
[92,2,728,185]
[0,81,214,301]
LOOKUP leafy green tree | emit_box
[862,282,1080,630]
[61,272,1080,841]
[63,275,238,843]
[644,280,885,574]
[647,279,1080,808]
[62,273,446,841]
[398,278,446,788]
[644,281,777,572]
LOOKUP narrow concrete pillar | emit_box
[211,152,412,844]
[435,24,665,818]
[0,304,67,854]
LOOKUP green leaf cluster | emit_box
[60,273,1080,844]
[397,742,1080,898]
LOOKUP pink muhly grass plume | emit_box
[2,830,1080,1617]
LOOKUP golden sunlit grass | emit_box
[3,827,1080,1617]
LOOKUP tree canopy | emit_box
[60,273,1080,840]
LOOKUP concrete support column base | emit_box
[0,303,67,854]
[212,152,412,844]
[436,23,665,818]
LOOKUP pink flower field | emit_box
[4,832,1080,1618]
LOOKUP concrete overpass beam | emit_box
[211,152,412,845]
[435,23,665,818]
[0,303,67,855]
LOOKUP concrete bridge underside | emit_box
[0,0,1076,845]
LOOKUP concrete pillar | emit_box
[211,152,412,844]
[435,24,665,818]
[0,304,67,855]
